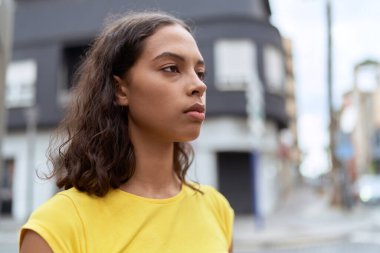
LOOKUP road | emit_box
[237,243,380,253]
[237,221,380,253]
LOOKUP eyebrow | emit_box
[153,51,205,66]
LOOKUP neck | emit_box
[121,129,181,198]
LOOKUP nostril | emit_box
[191,90,199,95]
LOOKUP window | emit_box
[5,59,37,108]
[63,45,89,90]
[214,39,257,91]
[59,44,89,105]
[264,45,285,93]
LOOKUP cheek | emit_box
[127,72,184,123]
[127,91,173,124]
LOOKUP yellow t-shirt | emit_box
[20,184,234,253]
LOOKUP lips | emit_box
[184,103,205,114]
[184,103,206,121]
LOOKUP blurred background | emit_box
[1,0,380,252]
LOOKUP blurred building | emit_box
[336,60,380,184]
[0,0,14,217]
[278,38,300,195]
[3,0,294,221]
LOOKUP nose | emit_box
[189,75,207,97]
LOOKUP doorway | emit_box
[0,159,15,215]
[217,152,255,214]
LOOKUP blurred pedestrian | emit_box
[19,11,234,253]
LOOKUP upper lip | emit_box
[184,103,205,113]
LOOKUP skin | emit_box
[21,24,212,252]
[115,24,207,199]
[20,230,52,253]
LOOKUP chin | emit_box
[176,130,201,142]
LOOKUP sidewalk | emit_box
[0,216,21,253]
[233,183,377,251]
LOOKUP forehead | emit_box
[140,24,203,61]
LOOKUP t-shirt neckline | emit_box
[115,184,186,204]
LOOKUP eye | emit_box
[196,70,207,81]
[162,65,180,73]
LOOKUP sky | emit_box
[269,0,380,153]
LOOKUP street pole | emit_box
[326,0,342,207]
[326,0,333,138]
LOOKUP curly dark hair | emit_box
[48,11,199,197]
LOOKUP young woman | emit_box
[20,11,234,253]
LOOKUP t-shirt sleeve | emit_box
[204,186,235,249]
[19,193,86,253]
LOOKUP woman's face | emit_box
[116,24,207,143]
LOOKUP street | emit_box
[233,182,380,253]
[239,222,380,252]
[241,243,380,253]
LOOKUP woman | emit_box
[20,11,234,253]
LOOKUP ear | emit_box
[114,75,129,106]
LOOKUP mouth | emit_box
[184,103,206,121]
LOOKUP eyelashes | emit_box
[196,70,207,81]
[162,65,180,73]
[161,65,206,81]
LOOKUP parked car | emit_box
[354,174,380,205]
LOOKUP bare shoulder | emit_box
[20,230,53,253]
